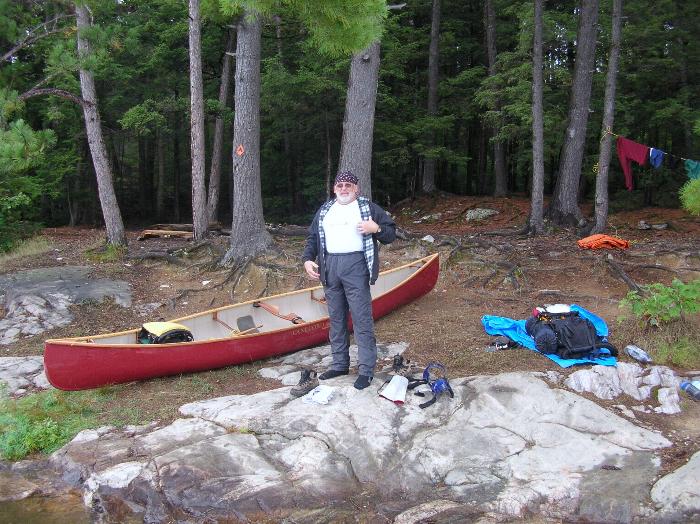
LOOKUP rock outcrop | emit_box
[46,369,697,523]
[2,343,698,522]
[0,266,131,345]
[0,356,50,396]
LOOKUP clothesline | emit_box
[601,128,688,161]
[600,127,700,190]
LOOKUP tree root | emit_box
[605,255,645,294]
[481,261,522,291]
[127,252,187,266]
[619,262,700,274]
[480,222,529,237]
[170,239,216,256]
[229,258,252,302]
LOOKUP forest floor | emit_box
[2,193,700,475]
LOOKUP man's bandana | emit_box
[335,171,359,186]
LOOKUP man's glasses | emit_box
[335,182,355,189]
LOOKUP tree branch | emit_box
[1,14,74,64]
[18,88,88,108]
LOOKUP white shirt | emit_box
[322,200,363,253]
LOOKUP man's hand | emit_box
[304,260,320,280]
[357,218,380,235]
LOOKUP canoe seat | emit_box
[235,315,260,335]
[253,301,305,324]
[213,312,261,336]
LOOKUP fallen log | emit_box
[137,229,193,241]
[145,222,224,232]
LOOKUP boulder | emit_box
[0,356,49,396]
[651,450,700,520]
[465,208,498,221]
[564,363,681,414]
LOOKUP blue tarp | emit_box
[481,304,617,368]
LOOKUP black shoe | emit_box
[290,369,319,397]
[318,369,349,380]
[354,375,373,390]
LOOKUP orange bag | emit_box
[577,234,629,250]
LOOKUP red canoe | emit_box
[44,254,440,390]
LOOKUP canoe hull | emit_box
[44,254,439,390]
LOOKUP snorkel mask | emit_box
[408,362,454,408]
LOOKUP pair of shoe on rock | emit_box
[319,369,372,390]
[290,369,372,397]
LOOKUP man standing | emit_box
[302,171,396,389]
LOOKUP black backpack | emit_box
[525,311,618,359]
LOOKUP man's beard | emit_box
[336,193,357,205]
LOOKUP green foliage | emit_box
[3,0,699,228]
[0,90,57,251]
[620,279,700,328]
[679,179,700,216]
[86,243,128,262]
[0,119,56,176]
[119,99,168,135]
[221,0,386,56]
[654,337,700,369]
[0,235,51,265]
[0,390,98,460]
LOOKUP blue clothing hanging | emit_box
[649,148,665,168]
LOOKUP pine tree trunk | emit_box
[529,0,545,235]
[677,37,692,155]
[325,111,332,199]
[188,0,208,240]
[138,136,148,217]
[549,0,599,226]
[173,122,181,222]
[156,130,166,220]
[207,28,235,223]
[422,0,441,194]
[484,0,507,197]
[592,0,622,234]
[338,41,381,200]
[271,16,298,214]
[75,3,126,246]
[477,127,488,194]
[223,10,272,266]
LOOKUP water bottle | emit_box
[624,344,652,364]
[680,381,700,401]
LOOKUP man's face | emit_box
[334,181,358,205]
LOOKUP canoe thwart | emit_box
[231,325,263,337]
[253,301,305,324]
[213,311,236,332]
[310,290,327,304]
